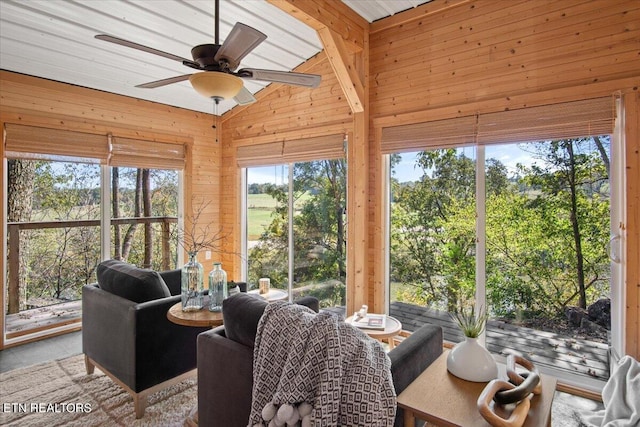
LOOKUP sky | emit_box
[248,164,289,185]
[247,144,538,184]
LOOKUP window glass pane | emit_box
[246,161,346,309]
[389,148,476,342]
[6,160,101,314]
[110,167,178,270]
[247,165,290,291]
[486,138,611,383]
[292,160,346,308]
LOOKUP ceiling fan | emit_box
[95,0,321,107]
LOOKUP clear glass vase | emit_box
[208,262,228,312]
[181,251,204,311]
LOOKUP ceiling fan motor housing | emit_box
[191,44,227,71]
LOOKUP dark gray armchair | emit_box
[82,259,208,418]
[197,293,442,427]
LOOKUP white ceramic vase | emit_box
[446,337,498,382]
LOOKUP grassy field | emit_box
[247,193,280,209]
[247,193,279,240]
[247,192,312,240]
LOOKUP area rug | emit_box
[551,390,604,427]
[0,354,196,426]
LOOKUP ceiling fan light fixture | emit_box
[189,72,243,99]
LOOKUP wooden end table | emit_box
[397,350,557,427]
[345,315,402,349]
[167,302,223,328]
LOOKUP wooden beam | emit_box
[268,0,367,53]
[270,0,369,314]
[317,27,364,113]
[346,116,369,315]
[251,1,367,116]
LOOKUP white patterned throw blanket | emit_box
[248,302,396,427]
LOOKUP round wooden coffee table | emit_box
[345,315,402,349]
[167,302,223,328]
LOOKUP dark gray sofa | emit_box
[82,259,209,418]
[197,293,443,427]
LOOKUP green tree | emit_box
[28,162,101,302]
[519,138,610,310]
[391,149,476,311]
[247,159,346,307]
[392,138,610,320]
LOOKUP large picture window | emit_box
[239,135,347,309]
[385,97,620,390]
[244,160,346,309]
[3,124,185,344]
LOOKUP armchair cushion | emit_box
[96,259,171,303]
[222,293,322,349]
[222,293,268,348]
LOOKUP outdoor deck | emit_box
[6,299,610,385]
[389,302,610,384]
[5,300,81,343]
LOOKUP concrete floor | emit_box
[0,331,82,373]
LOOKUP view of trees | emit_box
[6,136,611,326]
[6,160,178,312]
[247,159,346,308]
[391,137,611,324]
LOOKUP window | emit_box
[110,166,179,270]
[6,160,101,316]
[239,135,347,309]
[246,165,290,290]
[384,97,619,390]
[389,148,476,312]
[3,124,185,344]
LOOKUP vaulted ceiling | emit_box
[0,0,431,115]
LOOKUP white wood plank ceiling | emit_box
[0,0,431,115]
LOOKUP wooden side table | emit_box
[166,301,223,427]
[397,350,557,427]
[345,315,403,349]
[167,302,223,328]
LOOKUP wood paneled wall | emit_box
[0,71,217,349]
[624,92,640,358]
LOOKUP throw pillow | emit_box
[223,292,268,347]
[97,259,171,303]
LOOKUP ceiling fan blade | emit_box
[233,86,257,106]
[136,74,192,89]
[95,34,200,68]
[238,68,321,88]
[214,23,266,71]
